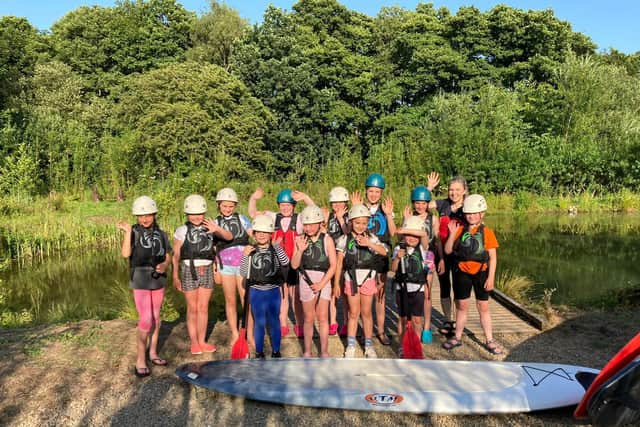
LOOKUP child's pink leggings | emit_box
[133,288,165,332]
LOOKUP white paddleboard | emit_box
[176,358,599,414]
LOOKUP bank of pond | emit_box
[1,212,639,327]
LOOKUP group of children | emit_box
[118,173,502,376]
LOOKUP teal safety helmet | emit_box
[411,185,432,202]
[365,173,385,189]
[276,189,296,204]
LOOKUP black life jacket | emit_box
[367,204,390,243]
[395,246,427,285]
[216,213,249,251]
[342,233,377,271]
[301,233,330,272]
[130,224,167,269]
[246,246,287,286]
[453,224,489,264]
[327,212,348,242]
[179,222,217,261]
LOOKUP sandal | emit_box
[484,340,503,355]
[438,321,455,336]
[134,366,150,378]
[150,357,167,366]
[442,338,462,350]
[376,333,391,346]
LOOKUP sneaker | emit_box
[200,343,217,353]
[329,323,338,335]
[271,351,282,358]
[344,345,356,358]
[364,346,378,358]
[294,325,304,338]
[190,345,202,355]
[280,325,290,337]
[255,352,266,359]
[338,325,348,337]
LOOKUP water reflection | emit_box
[1,213,639,324]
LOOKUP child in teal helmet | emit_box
[351,173,396,346]
[403,185,443,340]
[248,187,315,340]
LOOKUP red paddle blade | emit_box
[230,328,249,360]
[402,322,424,359]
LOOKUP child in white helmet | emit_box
[291,205,337,357]
[391,216,436,354]
[351,173,396,346]
[334,204,388,358]
[248,188,315,339]
[214,187,253,347]
[324,186,350,337]
[117,196,172,377]
[240,214,290,359]
[172,194,232,355]
[443,194,502,355]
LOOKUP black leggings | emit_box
[438,253,456,300]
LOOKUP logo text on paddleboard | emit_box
[365,393,404,406]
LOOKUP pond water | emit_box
[1,213,639,324]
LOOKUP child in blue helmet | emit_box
[248,187,315,339]
[403,185,443,339]
[351,173,395,346]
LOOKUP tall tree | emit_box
[187,0,249,70]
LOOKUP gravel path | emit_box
[0,309,636,426]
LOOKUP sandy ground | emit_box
[0,309,637,427]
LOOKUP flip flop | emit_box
[134,366,150,378]
[150,357,167,366]
[376,333,391,346]
[484,340,503,355]
[442,338,462,350]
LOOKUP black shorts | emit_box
[373,254,389,274]
[286,267,299,286]
[452,269,490,301]
[395,290,425,317]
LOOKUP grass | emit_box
[495,269,535,302]
[2,188,640,263]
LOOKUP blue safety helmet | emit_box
[411,185,432,202]
[365,173,385,189]
[276,189,296,204]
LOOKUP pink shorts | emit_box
[299,270,332,302]
[343,276,377,296]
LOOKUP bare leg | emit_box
[196,287,213,346]
[316,297,330,357]
[221,274,239,343]
[302,297,317,357]
[375,273,387,338]
[360,293,375,340]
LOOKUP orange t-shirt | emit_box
[452,224,498,274]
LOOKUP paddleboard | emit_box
[574,332,640,418]
[176,358,599,414]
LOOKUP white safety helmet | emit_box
[216,187,238,203]
[463,194,488,214]
[184,194,207,214]
[348,204,371,221]
[398,215,427,237]
[132,196,158,215]
[328,186,349,203]
[252,214,275,233]
[301,205,324,224]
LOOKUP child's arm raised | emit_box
[117,221,132,258]
[292,190,315,206]
[248,188,264,218]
